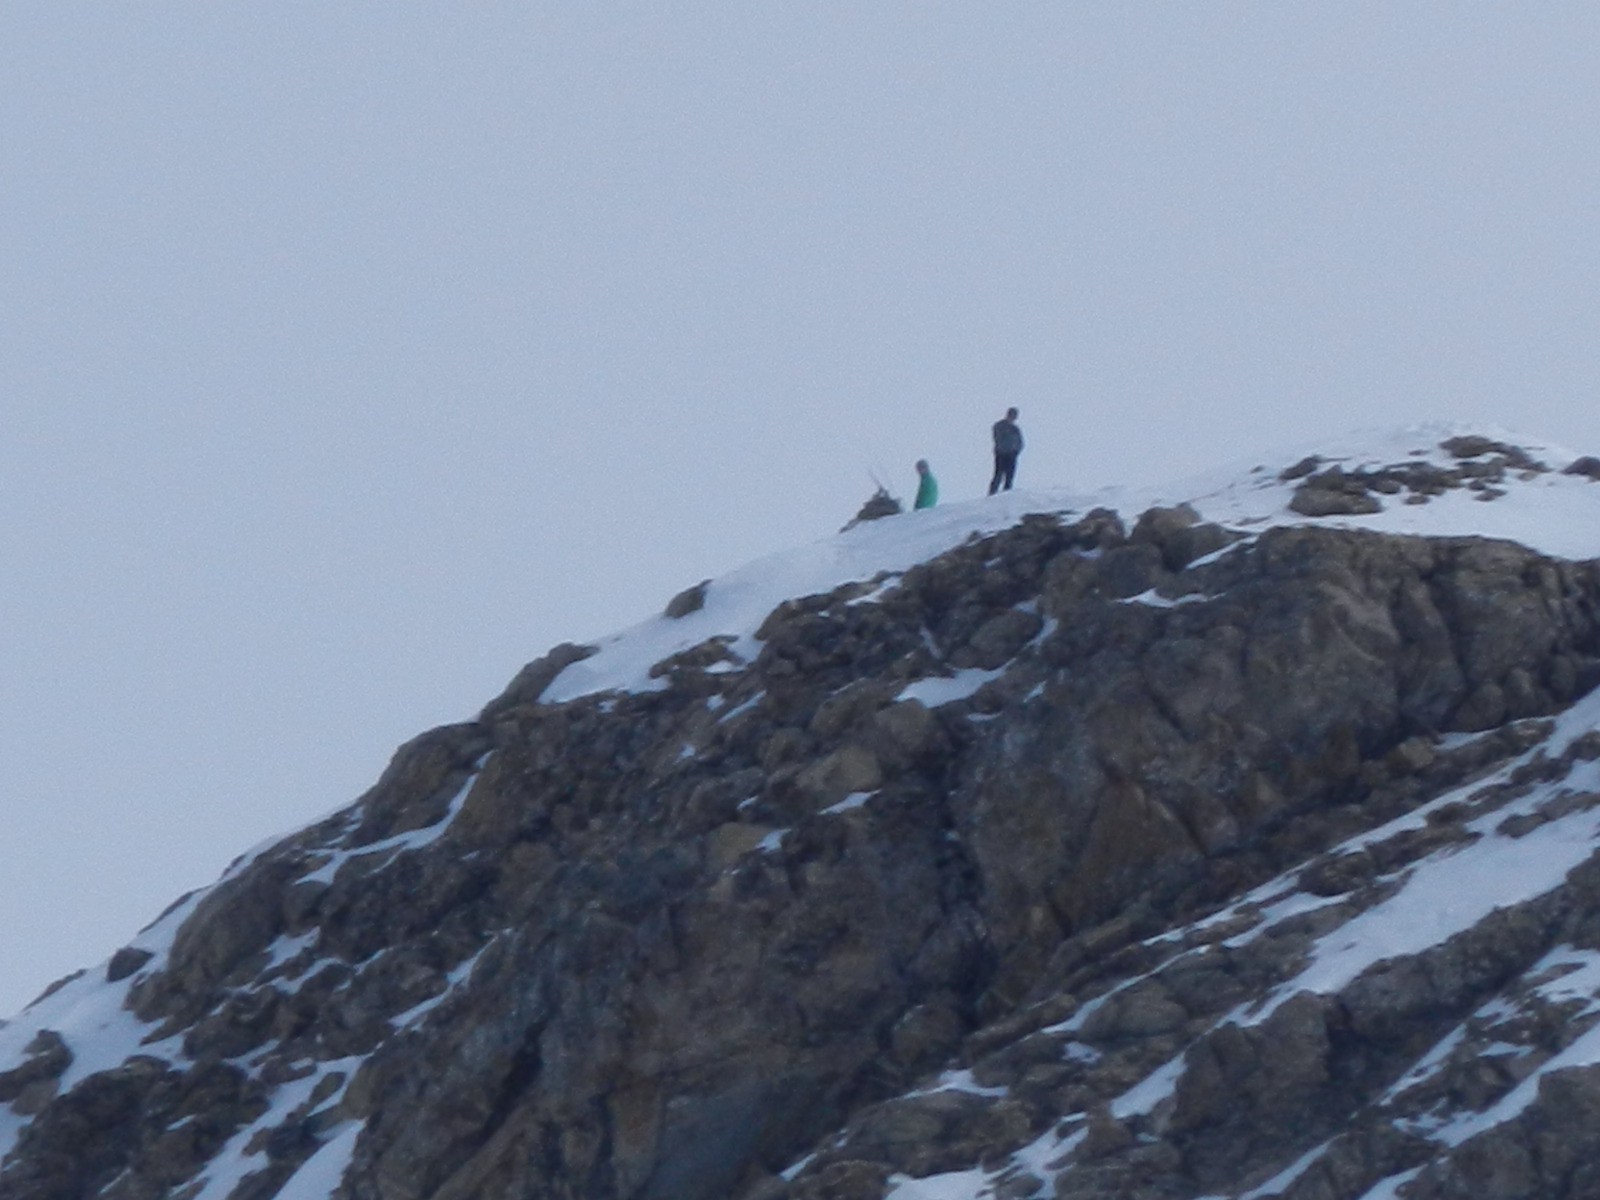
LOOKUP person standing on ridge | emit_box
[989,407,1023,494]
[914,459,939,510]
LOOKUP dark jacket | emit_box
[992,418,1024,456]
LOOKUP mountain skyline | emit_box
[9,427,1600,1199]
[10,3,1600,1029]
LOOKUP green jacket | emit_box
[914,469,939,510]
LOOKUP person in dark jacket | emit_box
[989,407,1023,494]
[913,459,939,510]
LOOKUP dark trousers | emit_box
[989,452,1018,494]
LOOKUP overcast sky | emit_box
[5,4,1600,1017]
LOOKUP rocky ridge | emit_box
[7,429,1600,1199]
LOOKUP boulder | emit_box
[479,641,596,717]
[795,746,883,809]
[842,489,903,530]
[13,503,1600,1200]
[665,580,711,619]
[1290,469,1383,516]
[1564,455,1600,481]
[0,1030,71,1103]
[1279,455,1322,481]
[105,946,154,983]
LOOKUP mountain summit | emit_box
[9,428,1600,1200]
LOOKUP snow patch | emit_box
[908,1068,1008,1099]
[1355,1166,1425,1199]
[1111,1055,1184,1119]
[188,1056,363,1200]
[1120,587,1212,609]
[898,667,1006,708]
[301,758,486,887]
[273,1119,363,1199]
[885,1167,990,1200]
[1245,800,1600,1026]
[822,791,876,815]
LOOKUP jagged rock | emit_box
[1129,503,1239,572]
[685,767,767,830]
[8,1078,59,1118]
[795,746,883,808]
[2,1055,267,1200]
[1093,542,1167,598]
[0,1030,70,1103]
[1564,455,1600,480]
[1386,735,1436,774]
[665,579,711,618]
[1078,983,1189,1041]
[349,721,493,844]
[954,607,1044,670]
[866,700,943,767]
[886,1001,965,1073]
[1131,502,1200,540]
[809,680,897,740]
[129,859,302,1026]
[1440,434,1540,467]
[842,489,903,530]
[847,1090,1035,1178]
[105,947,154,983]
[17,446,1600,1200]
[791,1160,890,1200]
[1290,469,1383,516]
[479,640,596,717]
[1279,454,1322,481]
[1441,434,1501,458]
[1078,1105,1135,1160]
[1455,681,1508,731]
[1081,506,1127,543]
[650,635,742,680]
[707,822,777,869]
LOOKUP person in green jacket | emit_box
[914,459,939,510]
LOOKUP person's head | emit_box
[1006,407,1019,420]
[915,459,930,474]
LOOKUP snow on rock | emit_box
[897,667,1007,708]
[10,426,1600,1200]
[882,728,1600,1198]
[187,1057,362,1200]
[541,492,1046,703]
[0,886,203,1162]
[536,422,1600,707]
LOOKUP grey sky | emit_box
[5,4,1600,1016]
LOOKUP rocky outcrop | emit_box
[843,489,904,530]
[480,643,596,719]
[664,580,711,619]
[1287,437,1549,515]
[9,435,1600,1200]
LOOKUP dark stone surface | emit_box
[12,438,1600,1200]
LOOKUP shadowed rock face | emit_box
[10,496,1600,1200]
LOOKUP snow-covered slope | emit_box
[872,686,1600,1200]
[544,422,1600,704]
[7,425,1600,1200]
